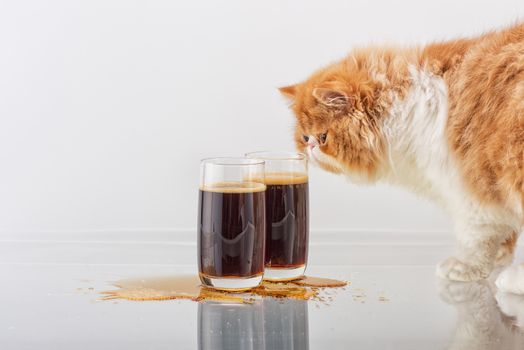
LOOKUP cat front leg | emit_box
[494,231,518,267]
[437,221,508,282]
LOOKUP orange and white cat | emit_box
[280,23,524,293]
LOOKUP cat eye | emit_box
[303,135,309,142]
[319,133,327,144]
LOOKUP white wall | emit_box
[1,0,522,235]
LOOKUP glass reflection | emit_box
[440,280,524,349]
[198,298,309,350]
[262,298,309,350]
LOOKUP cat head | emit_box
[280,49,410,182]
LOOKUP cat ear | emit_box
[279,85,297,100]
[312,88,350,108]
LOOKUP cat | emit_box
[279,22,524,293]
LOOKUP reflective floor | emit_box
[1,236,524,349]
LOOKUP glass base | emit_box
[199,274,263,291]
[264,265,306,282]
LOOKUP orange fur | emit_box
[428,24,524,211]
[281,23,524,216]
[280,47,415,178]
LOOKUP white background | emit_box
[1,0,523,237]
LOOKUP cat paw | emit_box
[495,290,524,328]
[495,265,524,294]
[437,257,489,282]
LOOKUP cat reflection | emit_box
[198,298,309,350]
[440,280,524,350]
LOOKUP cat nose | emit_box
[307,136,319,149]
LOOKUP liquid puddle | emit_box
[100,275,347,303]
[292,276,348,288]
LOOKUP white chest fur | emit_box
[381,68,458,206]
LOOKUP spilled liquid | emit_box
[292,276,348,288]
[100,275,347,303]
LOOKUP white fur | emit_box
[496,288,524,328]
[496,264,524,294]
[319,66,524,286]
[382,68,522,284]
[307,144,344,173]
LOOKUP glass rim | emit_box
[245,151,306,161]
[200,157,265,166]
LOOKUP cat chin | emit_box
[307,148,378,184]
[306,149,343,174]
[344,172,377,185]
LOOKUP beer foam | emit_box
[259,172,308,185]
[200,181,266,193]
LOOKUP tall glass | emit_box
[245,151,309,281]
[198,157,266,290]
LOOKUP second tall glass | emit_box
[246,151,309,281]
